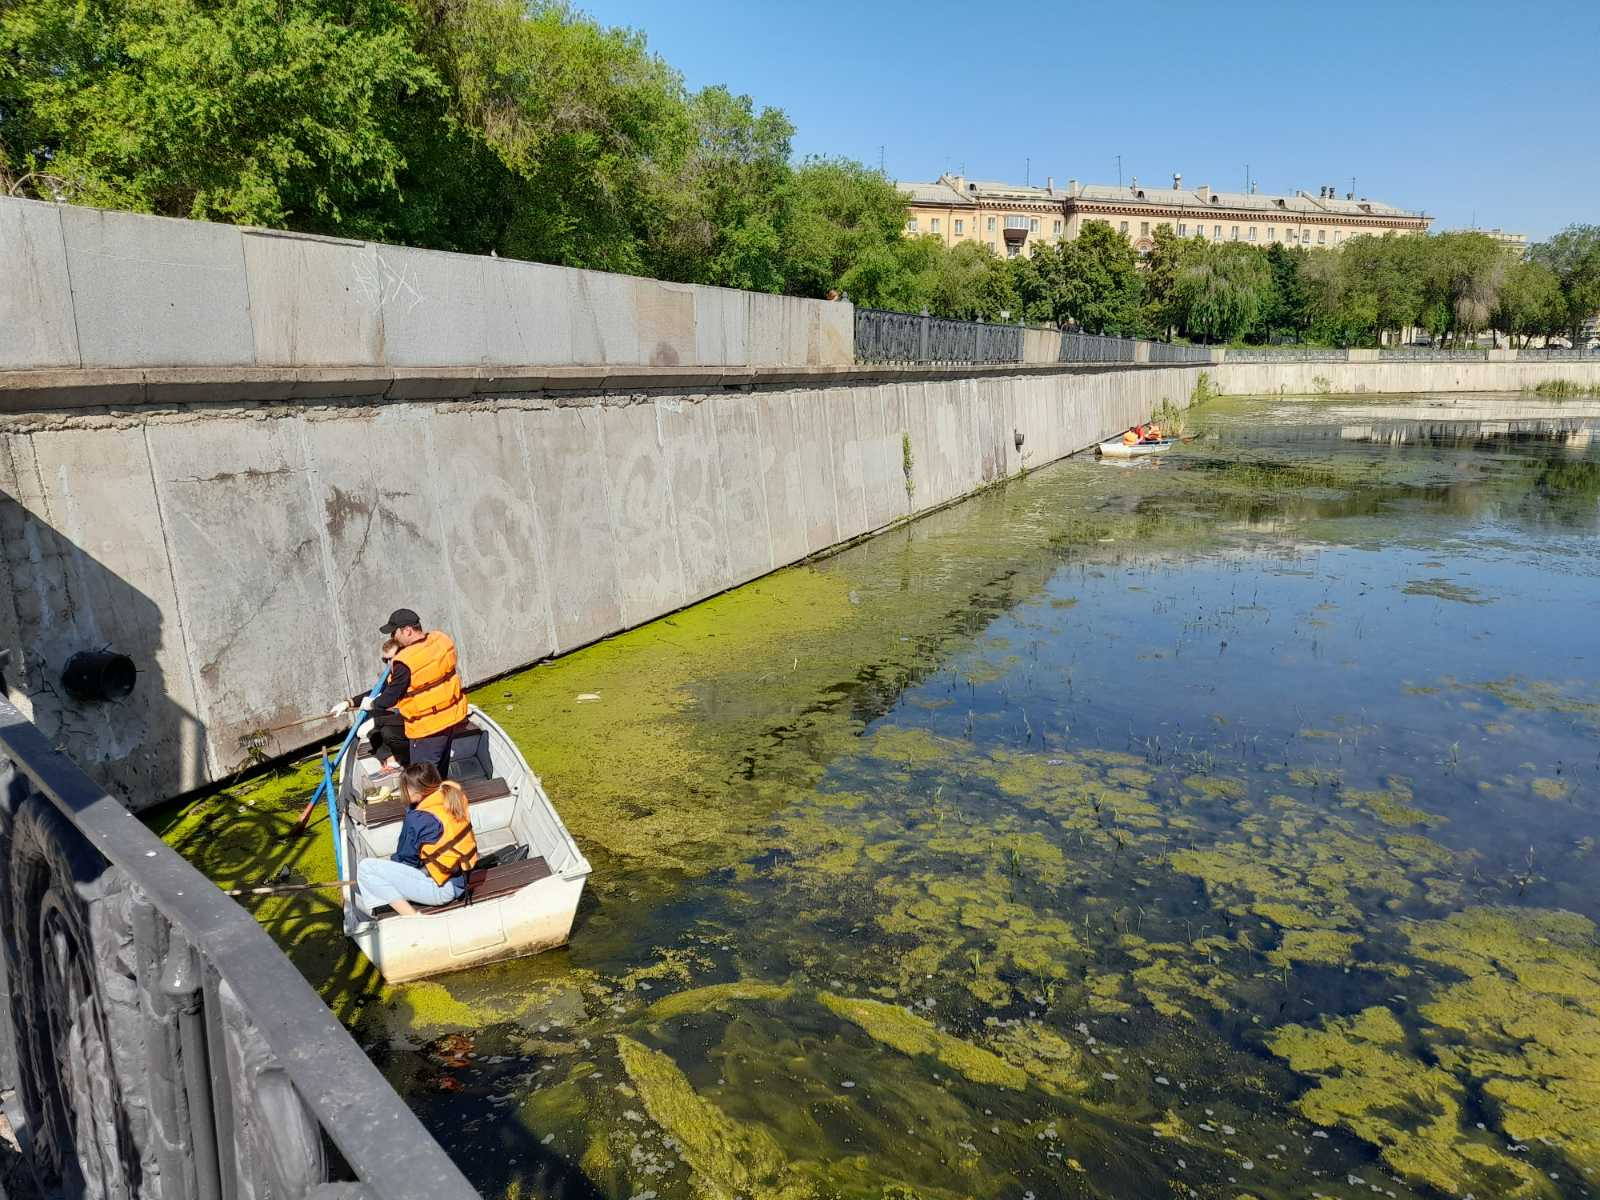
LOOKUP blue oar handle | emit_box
[313,667,390,875]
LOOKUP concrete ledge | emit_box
[0,359,1203,411]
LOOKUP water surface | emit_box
[156,392,1600,1200]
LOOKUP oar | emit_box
[226,878,355,897]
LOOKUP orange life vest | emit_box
[1123,427,1142,445]
[416,788,478,885]
[393,631,469,739]
[1144,424,1162,442]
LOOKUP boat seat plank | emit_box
[373,854,552,920]
[360,776,514,828]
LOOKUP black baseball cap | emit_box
[380,608,422,634]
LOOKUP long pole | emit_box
[226,879,355,898]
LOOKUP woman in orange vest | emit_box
[334,608,471,771]
[1122,424,1145,446]
[353,762,479,917]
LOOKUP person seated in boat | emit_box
[1122,423,1147,446]
[353,762,478,918]
[367,638,407,768]
[332,608,471,773]
[1142,423,1163,442]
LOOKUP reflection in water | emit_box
[156,393,1600,1200]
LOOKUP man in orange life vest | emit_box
[334,608,470,772]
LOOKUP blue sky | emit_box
[577,0,1598,240]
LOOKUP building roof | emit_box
[897,173,1428,222]
[1073,182,1426,221]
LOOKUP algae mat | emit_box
[151,394,1600,1200]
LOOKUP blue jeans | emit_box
[354,857,464,915]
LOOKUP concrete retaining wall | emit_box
[0,197,853,373]
[0,366,1189,807]
[1211,359,1600,395]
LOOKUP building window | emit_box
[987,216,996,232]
[1177,223,1187,237]
[954,219,964,235]
[1231,226,1239,240]
[1054,219,1062,234]
[906,218,918,233]
[1267,226,1275,241]
[1248,227,1257,242]
[1140,221,1150,236]
[1317,228,1325,244]
[1030,218,1039,233]
[1213,225,1222,239]
[1287,228,1296,241]
[1119,220,1129,234]
[1302,228,1310,241]
[931,217,940,233]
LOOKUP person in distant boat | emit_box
[352,762,478,917]
[332,607,471,772]
[1123,422,1164,445]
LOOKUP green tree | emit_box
[1176,241,1272,343]
[1492,260,1566,347]
[0,0,438,232]
[1423,231,1509,346]
[1259,243,1311,342]
[1141,224,1205,339]
[1016,220,1142,333]
[1530,224,1600,344]
[784,159,909,300]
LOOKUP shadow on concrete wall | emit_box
[0,489,205,805]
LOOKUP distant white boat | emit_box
[338,706,591,983]
[1097,437,1178,459]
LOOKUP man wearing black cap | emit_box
[333,608,470,772]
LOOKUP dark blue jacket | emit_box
[392,806,443,869]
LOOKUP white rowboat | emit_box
[1097,438,1178,459]
[338,706,591,983]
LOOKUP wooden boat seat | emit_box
[373,854,552,920]
[359,776,513,828]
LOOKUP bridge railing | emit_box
[1146,341,1213,364]
[853,308,1024,364]
[0,690,480,1200]
[1057,331,1138,363]
[853,309,1220,367]
[1222,348,1349,363]
[1377,347,1490,361]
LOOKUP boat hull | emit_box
[337,705,591,983]
[350,872,585,984]
[1097,439,1176,458]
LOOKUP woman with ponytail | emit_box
[354,762,479,918]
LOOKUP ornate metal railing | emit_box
[1057,332,1138,364]
[1516,347,1592,360]
[0,690,480,1200]
[854,308,1023,364]
[1223,348,1349,363]
[1377,347,1489,361]
[1146,342,1212,364]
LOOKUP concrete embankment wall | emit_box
[6,197,1600,809]
[1212,359,1600,395]
[0,196,852,373]
[0,365,1191,808]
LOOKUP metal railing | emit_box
[0,691,479,1200]
[1146,342,1213,364]
[854,308,1023,364]
[1058,332,1138,363]
[1516,347,1593,360]
[1378,347,1489,361]
[1223,348,1349,363]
